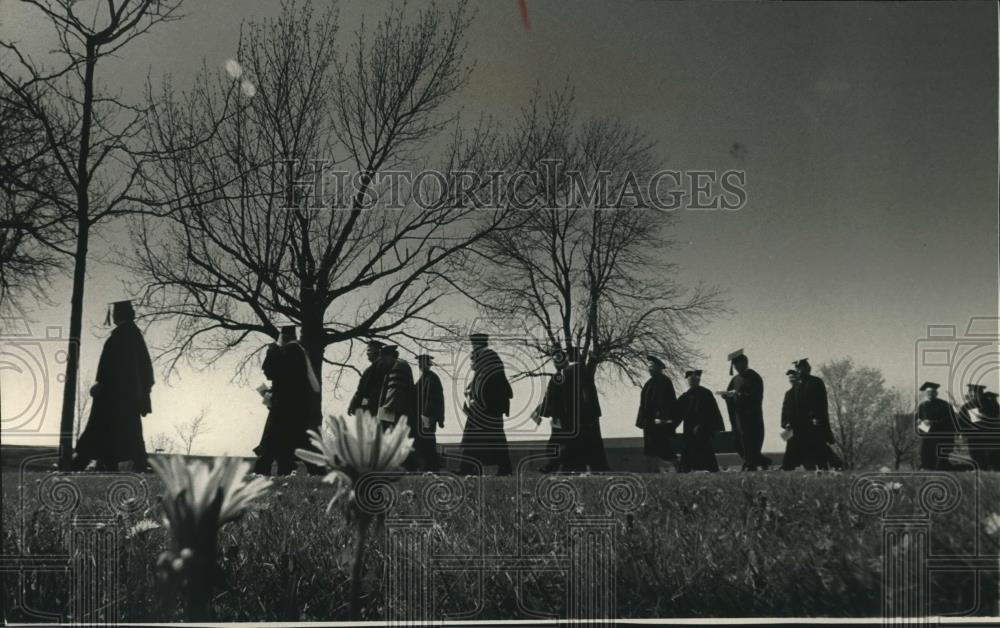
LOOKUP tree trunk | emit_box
[300,305,325,400]
[59,44,96,471]
[58,224,89,470]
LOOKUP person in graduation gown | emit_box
[348,340,390,416]
[984,391,1000,471]
[676,370,724,472]
[958,384,1000,471]
[414,354,444,471]
[915,381,957,471]
[377,345,416,425]
[565,347,609,472]
[787,358,836,470]
[779,369,804,470]
[283,329,324,474]
[253,326,322,475]
[459,333,514,475]
[73,300,154,472]
[539,348,577,472]
[721,349,770,471]
[636,355,679,468]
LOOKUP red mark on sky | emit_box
[518,0,531,30]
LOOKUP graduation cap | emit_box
[727,348,746,375]
[967,383,986,392]
[919,382,940,391]
[280,325,297,336]
[793,358,810,368]
[379,344,399,357]
[469,332,489,344]
[417,354,434,364]
[367,339,385,349]
[104,299,135,326]
[646,355,666,369]
[684,369,703,378]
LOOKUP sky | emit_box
[1,0,998,457]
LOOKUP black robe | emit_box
[416,370,445,427]
[916,398,956,470]
[379,358,416,425]
[75,321,154,464]
[676,385,724,472]
[255,341,320,461]
[783,375,835,470]
[459,347,513,473]
[958,396,1000,471]
[724,369,767,468]
[349,356,394,416]
[539,362,606,471]
[413,369,444,471]
[636,372,678,460]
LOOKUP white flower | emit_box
[296,409,414,512]
[240,81,257,98]
[890,482,902,491]
[224,59,242,79]
[150,456,272,546]
[985,513,1000,536]
[879,466,891,473]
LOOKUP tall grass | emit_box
[3,470,998,621]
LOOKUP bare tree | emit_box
[1,0,185,469]
[458,95,724,382]
[883,388,920,470]
[819,358,895,470]
[173,408,209,456]
[0,84,71,316]
[128,1,532,393]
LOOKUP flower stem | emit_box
[349,515,371,620]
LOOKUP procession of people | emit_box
[71,301,1000,475]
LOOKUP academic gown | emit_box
[459,348,513,474]
[724,369,767,469]
[784,375,835,470]
[414,369,445,471]
[568,362,608,471]
[75,321,154,466]
[349,356,394,416]
[255,342,321,465]
[959,397,1000,471]
[539,362,605,471]
[676,385,724,472]
[636,372,678,460]
[916,398,956,470]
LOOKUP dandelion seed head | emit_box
[224,58,242,79]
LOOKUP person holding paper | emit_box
[721,349,771,471]
[915,381,956,471]
[779,369,803,470]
